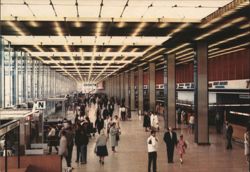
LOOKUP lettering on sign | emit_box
[36,101,46,110]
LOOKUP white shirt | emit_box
[170,132,172,139]
[147,135,158,152]
[150,114,159,128]
[189,116,195,124]
[48,128,56,137]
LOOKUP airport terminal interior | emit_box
[0,0,250,172]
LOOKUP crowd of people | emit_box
[44,93,249,172]
[46,93,125,171]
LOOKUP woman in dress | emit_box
[95,129,108,165]
[177,134,187,164]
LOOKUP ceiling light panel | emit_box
[3,36,170,46]
[29,52,144,57]
[1,0,232,21]
[1,4,32,17]
[152,0,231,7]
[122,6,148,19]
[54,5,76,18]
[101,0,126,18]
[78,0,100,18]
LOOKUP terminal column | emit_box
[116,76,119,99]
[167,53,176,129]
[138,67,144,115]
[130,70,135,110]
[0,38,4,108]
[31,59,35,99]
[12,52,18,105]
[120,73,124,102]
[118,74,121,98]
[110,77,113,97]
[113,76,117,98]
[149,63,156,112]
[23,53,28,102]
[124,72,129,107]
[194,41,209,144]
[113,76,116,98]
[107,77,110,97]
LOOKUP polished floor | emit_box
[62,104,248,172]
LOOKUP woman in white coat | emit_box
[109,122,119,153]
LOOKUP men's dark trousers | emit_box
[76,145,81,162]
[148,152,157,172]
[66,144,74,167]
[81,145,87,163]
[167,147,174,163]
[227,137,232,149]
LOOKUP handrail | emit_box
[0,120,20,137]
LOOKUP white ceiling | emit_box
[0,0,236,83]
[3,36,170,46]
[1,0,232,22]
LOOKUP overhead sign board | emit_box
[35,101,46,110]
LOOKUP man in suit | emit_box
[163,127,178,163]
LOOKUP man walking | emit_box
[163,127,177,163]
[147,130,158,172]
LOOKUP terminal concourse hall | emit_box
[0,0,250,172]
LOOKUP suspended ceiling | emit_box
[0,0,249,83]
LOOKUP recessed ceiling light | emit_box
[158,22,168,28]
[117,22,126,28]
[29,21,39,27]
[74,21,82,28]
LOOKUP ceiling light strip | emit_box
[94,46,127,82]
[64,44,83,82]
[167,43,190,54]
[209,32,250,48]
[209,42,250,56]
[7,21,25,36]
[209,48,246,59]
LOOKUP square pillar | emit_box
[149,63,156,112]
[138,67,144,114]
[12,52,18,105]
[167,53,176,129]
[124,72,129,107]
[120,73,124,100]
[23,53,28,102]
[118,75,121,98]
[0,38,4,108]
[130,70,135,110]
[194,41,209,144]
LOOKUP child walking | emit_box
[177,134,187,164]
